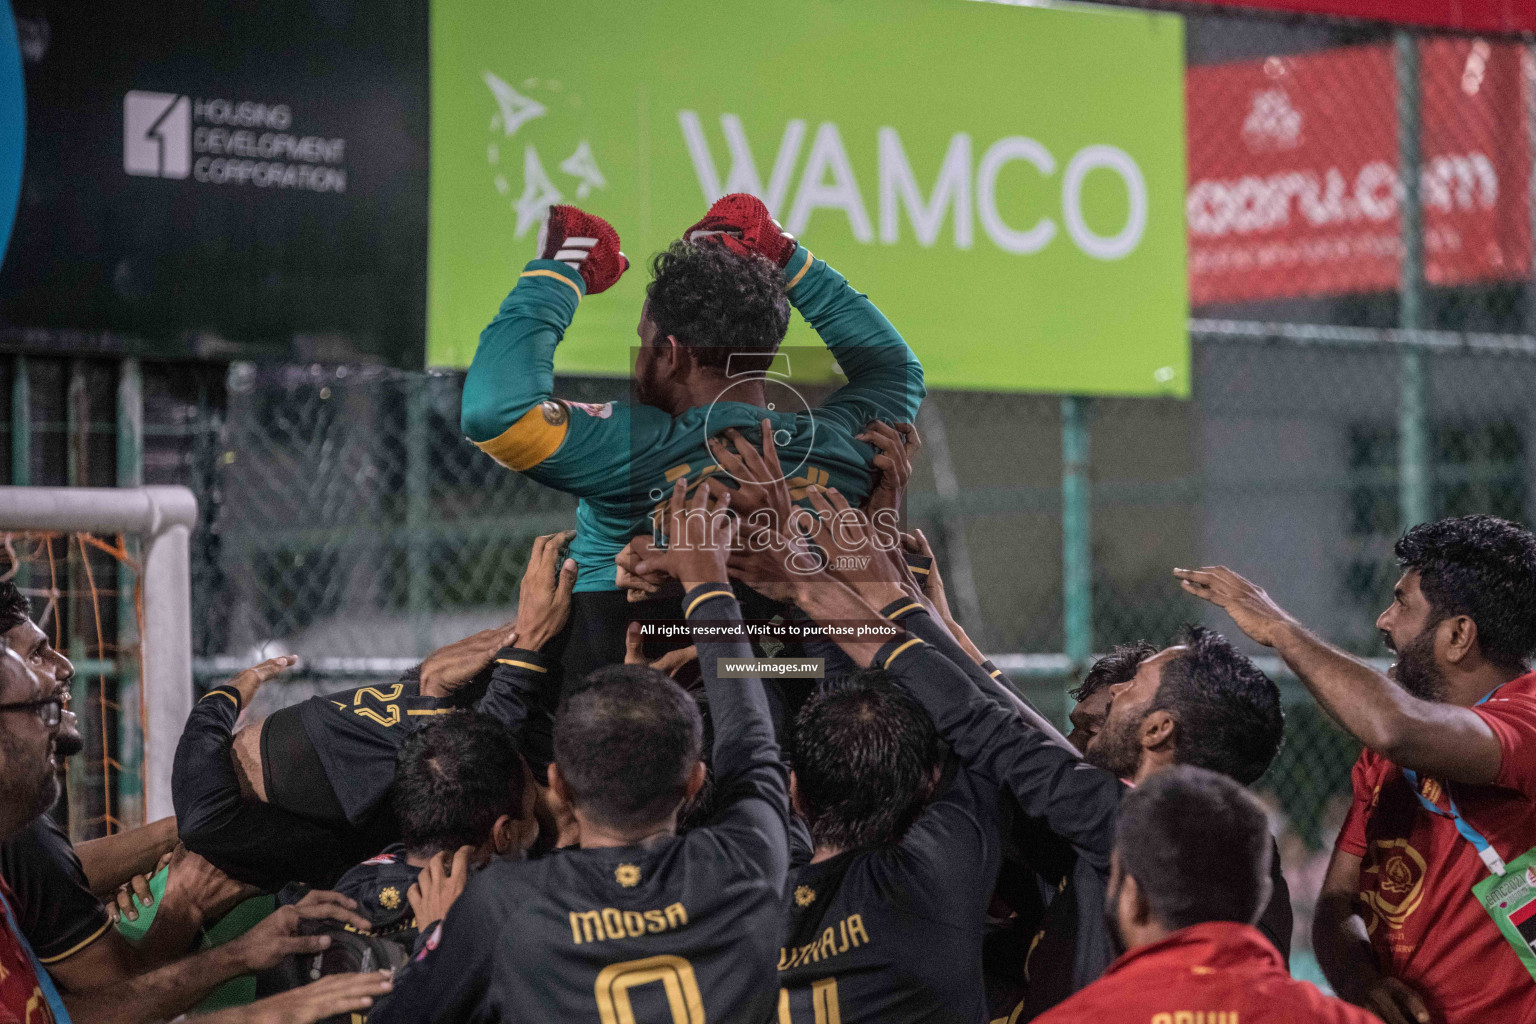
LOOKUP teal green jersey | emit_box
[459,245,925,592]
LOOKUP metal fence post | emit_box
[916,400,987,648]
[1396,30,1431,530]
[66,361,90,837]
[116,358,143,829]
[1061,396,1093,671]
[10,356,28,592]
[406,376,432,657]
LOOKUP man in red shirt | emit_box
[1178,514,1536,1024]
[1031,765,1378,1024]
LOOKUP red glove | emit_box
[537,205,629,295]
[683,194,798,268]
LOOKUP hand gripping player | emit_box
[458,196,926,675]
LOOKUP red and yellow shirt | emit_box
[1337,670,1536,1024]
[0,880,55,1024]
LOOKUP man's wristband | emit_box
[878,595,925,622]
[872,635,927,672]
[493,646,555,676]
[682,582,736,619]
[200,684,243,712]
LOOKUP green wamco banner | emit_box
[430,0,1187,396]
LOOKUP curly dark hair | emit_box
[0,579,29,634]
[1070,640,1157,703]
[1395,514,1536,669]
[1151,626,1284,787]
[644,240,789,373]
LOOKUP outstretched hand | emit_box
[623,622,698,678]
[708,421,794,527]
[205,971,393,1024]
[408,846,473,934]
[632,478,737,590]
[232,890,371,972]
[227,655,299,708]
[516,531,578,651]
[1174,565,1300,648]
[420,622,518,698]
[803,486,906,594]
[857,421,920,521]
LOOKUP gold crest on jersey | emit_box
[615,863,641,888]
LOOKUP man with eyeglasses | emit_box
[0,582,390,1024]
[0,633,73,1021]
[0,581,249,996]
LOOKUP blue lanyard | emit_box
[1401,685,1507,877]
[0,886,72,1024]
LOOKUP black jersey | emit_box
[285,648,558,827]
[372,585,790,1024]
[778,767,999,1024]
[174,686,396,889]
[0,815,111,964]
[296,679,456,825]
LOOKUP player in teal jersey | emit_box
[458,195,926,602]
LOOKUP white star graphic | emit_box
[514,145,563,238]
[559,140,607,199]
[484,71,546,137]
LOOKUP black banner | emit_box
[0,1,429,366]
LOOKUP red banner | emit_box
[1194,1,1536,36]
[1187,40,1531,306]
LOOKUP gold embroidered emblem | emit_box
[794,885,816,908]
[615,864,641,888]
[1360,838,1428,932]
[379,886,401,910]
[540,401,568,426]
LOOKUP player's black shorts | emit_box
[261,703,348,827]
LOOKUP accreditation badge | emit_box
[1475,847,1536,983]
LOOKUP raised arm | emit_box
[1177,565,1504,784]
[458,206,641,495]
[878,596,1076,754]
[682,194,924,432]
[630,479,790,884]
[785,246,925,430]
[791,574,1120,865]
[477,531,575,772]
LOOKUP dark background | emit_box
[0,1,429,367]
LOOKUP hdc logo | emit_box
[123,91,190,179]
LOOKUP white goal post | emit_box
[0,485,197,821]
